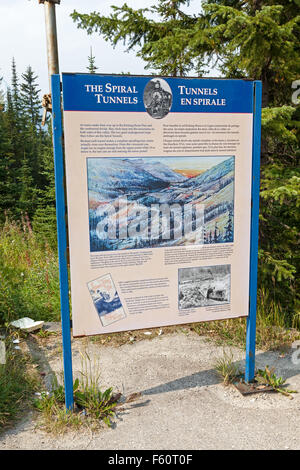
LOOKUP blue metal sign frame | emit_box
[51,74,262,409]
[245,80,262,382]
[51,74,74,409]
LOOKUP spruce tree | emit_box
[18,154,37,218]
[71,0,300,323]
[0,91,18,221]
[7,60,23,163]
[33,133,58,248]
[72,1,199,76]
[87,47,98,73]
[201,0,299,316]
[202,0,300,107]
[20,66,41,127]
[1,61,25,220]
[213,222,220,244]
[11,57,22,117]
[224,210,233,242]
[0,61,54,226]
[20,65,44,187]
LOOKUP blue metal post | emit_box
[51,74,74,409]
[245,81,262,382]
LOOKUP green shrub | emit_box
[0,338,39,428]
[0,219,61,325]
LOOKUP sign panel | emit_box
[62,74,254,337]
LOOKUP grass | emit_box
[0,218,61,324]
[192,318,300,352]
[89,325,178,347]
[214,350,298,398]
[214,350,242,385]
[81,314,299,353]
[2,218,298,353]
[192,289,300,351]
[0,219,298,434]
[0,335,39,429]
[36,329,57,339]
[33,352,120,434]
[0,219,299,353]
[88,293,300,352]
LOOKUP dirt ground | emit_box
[0,324,300,450]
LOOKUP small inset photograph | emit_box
[87,274,126,327]
[143,78,172,119]
[178,264,231,310]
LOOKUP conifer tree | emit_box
[20,66,41,127]
[72,1,199,76]
[71,0,300,322]
[0,90,18,221]
[33,133,58,248]
[1,61,26,220]
[20,65,44,186]
[7,60,24,162]
[87,47,98,73]
[213,222,220,244]
[0,60,54,225]
[224,210,233,242]
[18,154,37,218]
[11,57,22,116]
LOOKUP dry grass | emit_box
[214,349,242,385]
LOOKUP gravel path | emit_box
[0,331,299,450]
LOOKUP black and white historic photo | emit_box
[178,265,231,309]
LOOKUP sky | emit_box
[0,0,210,97]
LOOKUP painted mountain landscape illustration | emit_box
[87,156,235,251]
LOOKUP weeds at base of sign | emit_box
[215,351,297,399]
[233,371,297,399]
[33,351,145,434]
[214,350,242,385]
[34,379,145,434]
[35,329,58,339]
[33,378,120,433]
[253,366,297,398]
[236,371,297,399]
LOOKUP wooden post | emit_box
[39,0,60,93]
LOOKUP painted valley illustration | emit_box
[87,156,235,251]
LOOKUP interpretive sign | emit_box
[51,74,261,407]
[61,74,259,338]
